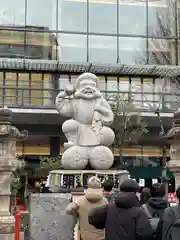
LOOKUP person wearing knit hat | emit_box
[120,179,140,193]
[66,176,107,240]
[89,179,153,240]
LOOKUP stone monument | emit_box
[29,193,75,240]
[0,107,27,238]
[56,73,115,170]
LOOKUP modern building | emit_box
[0,0,180,190]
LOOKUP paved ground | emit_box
[0,233,24,240]
[20,232,24,239]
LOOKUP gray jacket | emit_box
[162,205,180,239]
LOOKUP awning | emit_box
[128,166,174,179]
[1,58,180,77]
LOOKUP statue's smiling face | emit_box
[75,80,101,99]
[81,82,96,98]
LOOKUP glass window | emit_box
[162,78,180,111]
[119,0,146,35]
[106,77,118,102]
[118,77,131,105]
[27,0,57,30]
[148,0,176,37]
[58,0,87,32]
[119,37,147,64]
[89,35,117,63]
[177,40,180,64]
[0,44,46,59]
[30,73,53,106]
[154,77,175,111]
[0,29,58,60]
[89,0,117,34]
[26,31,58,60]
[177,3,180,36]
[131,78,141,93]
[119,77,130,93]
[58,33,87,62]
[107,77,118,92]
[148,38,176,65]
[0,72,54,107]
[0,29,25,46]
[0,1,25,25]
[99,76,106,93]
[141,78,155,110]
[58,75,78,91]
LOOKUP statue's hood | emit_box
[75,72,99,90]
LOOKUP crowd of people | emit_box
[66,177,180,240]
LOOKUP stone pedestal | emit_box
[0,108,27,235]
[0,233,23,240]
[0,234,14,240]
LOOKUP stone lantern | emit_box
[0,107,27,238]
[164,107,180,189]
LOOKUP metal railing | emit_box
[0,87,179,113]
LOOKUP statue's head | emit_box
[74,73,101,100]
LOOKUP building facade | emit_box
[0,0,180,189]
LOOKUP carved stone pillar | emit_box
[0,107,27,237]
[164,108,180,190]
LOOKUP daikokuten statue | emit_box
[56,73,115,170]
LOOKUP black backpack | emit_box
[164,206,180,240]
[142,204,162,240]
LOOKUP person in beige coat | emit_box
[66,176,108,240]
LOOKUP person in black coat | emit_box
[88,179,153,240]
[144,183,168,219]
[162,186,180,240]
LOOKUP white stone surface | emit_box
[29,193,76,240]
[0,233,24,240]
[56,73,115,170]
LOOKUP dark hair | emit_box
[140,187,151,204]
[120,179,140,193]
[150,183,165,197]
[102,180,114,192]
[176,186,180,200]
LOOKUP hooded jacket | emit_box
[66,177,108,240]
[146,197,168,219]
[89,192,153,240]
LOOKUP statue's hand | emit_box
[94,104,102,113]
[65,83,75,96]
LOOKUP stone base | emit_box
[0,216,15,234]
[0,234,14,240]
[0,233,24,240]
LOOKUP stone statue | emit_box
[56,73,115,170]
